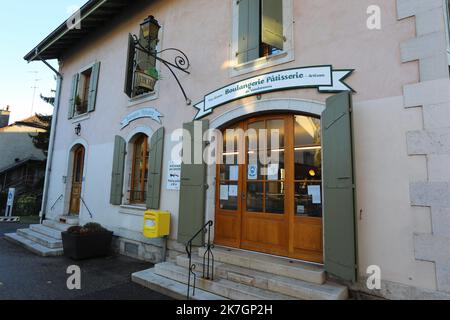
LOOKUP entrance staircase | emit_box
[4,216,78,257]
[132,246,349,300]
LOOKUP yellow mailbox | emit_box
[143,210,171,238]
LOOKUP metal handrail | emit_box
[50,194,63,211]
[80,196,93,219]
[185,220,214,300]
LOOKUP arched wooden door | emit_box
[215,114,324,263]
[69,145,85,215]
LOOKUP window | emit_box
[231,0,294,76]
[68,62,101,119]
[124,29,160,99]
[130,134,149,204]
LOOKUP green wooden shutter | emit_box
[110,136,127,205]
[322,92,357,282]
[237,0,260,64]
[68,73,79,119]
[124,34,136,98]
[262,0,284,50]
[177,120,209,246]
[147,127,165,210]
[87,62,101,113]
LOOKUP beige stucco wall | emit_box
[42,0,446,297]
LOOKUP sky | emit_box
[0,1,85,124]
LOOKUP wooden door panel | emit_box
[215,212,241,247]
[293,218,323,252]
[242,214,288,251]
[69,146,85,215]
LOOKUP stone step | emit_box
[199,247,326,285]
[154,262,296,300]
[42,220,73,232]
[29,224,62,240]
[4,233,64,257]
[58,215,79,226]
[132,268,227,301]
[177,255,347,300]
[17,228,63,249]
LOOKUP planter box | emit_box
[62,231,113,260]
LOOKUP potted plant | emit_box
[74,95,84,114]
[62,223,113,260]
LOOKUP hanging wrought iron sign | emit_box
[129,16,191,104]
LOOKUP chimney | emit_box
[0,106,11,128]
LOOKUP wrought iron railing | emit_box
[80,196,93,219]
[50,194,63,211]
[185,220,214,300]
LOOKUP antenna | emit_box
[28,71,41,115]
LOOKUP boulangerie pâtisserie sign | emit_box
[193,65,354,120]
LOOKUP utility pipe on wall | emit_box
[33,53,63,223]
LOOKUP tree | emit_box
[15,114,52,157]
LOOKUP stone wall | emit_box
[397,0,450,294]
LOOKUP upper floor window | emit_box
[237,0,283,64]
[231,0,294,77]
[68,62,101,119]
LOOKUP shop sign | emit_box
[193,65,354,120]
[120,108,163,129]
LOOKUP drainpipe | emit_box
[33,52,63,223]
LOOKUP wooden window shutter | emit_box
[68,73,79,119]
[110,135,127,205]
[237,0,261,64]
[146,127,165,210]
[87,62,101,113]
[177,120,209,246]
[261,0,284,50]
[124,34,136,98]
[322,92,357,282]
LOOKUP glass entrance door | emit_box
[215,114,323,263]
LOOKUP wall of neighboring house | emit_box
[42,0,450,298]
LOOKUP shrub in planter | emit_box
[62,223,113,260]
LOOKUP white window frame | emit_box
[230,0,295,78]
[71,62,97,120]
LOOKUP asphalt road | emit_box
[0,222,171,300]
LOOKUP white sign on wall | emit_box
[120,108,163,129]
[193,65,354,120]
[167,161,181,191]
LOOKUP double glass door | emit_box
[215,114,324,263]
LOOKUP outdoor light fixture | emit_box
[140,15,160,42]
[132,16,191,104]
[75,124,81,136]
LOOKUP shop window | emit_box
[68,62,101,119]
[293,116,322,218]
[130,134,149,204]
[231,0,294,76]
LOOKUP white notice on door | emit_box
[229,166,239,181]
[307,185,322,204]
[229,185,238,197]
[220,185,229,201]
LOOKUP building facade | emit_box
[21,0,450,299]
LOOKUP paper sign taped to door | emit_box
[220,185,229,201]
[307,185,322,204]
